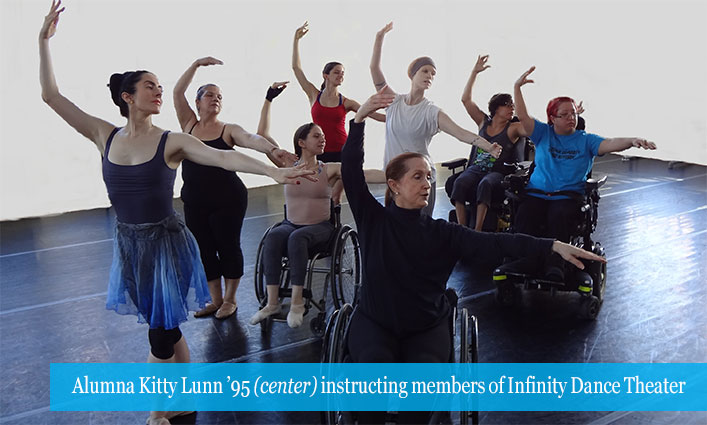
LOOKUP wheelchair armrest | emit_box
[440,158,468,170]
[585,175,607,193]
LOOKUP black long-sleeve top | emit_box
[341,120,555,337]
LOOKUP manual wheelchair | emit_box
[493,164,608,320]
[320,289,480,425]
[253,203,361,336]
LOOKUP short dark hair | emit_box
[488,93,512,118]
[108,71,150,118]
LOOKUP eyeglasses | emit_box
[554,112,577,120]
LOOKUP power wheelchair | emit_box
[253,203,361,336]
[441,134,534,231]
[492,163,608,320]
[320,289,480,425]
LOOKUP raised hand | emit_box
[194,57,223,67]
[376,22,393,39]
[40,0,65,40]
[515,66,536,88]
[266,81,288,102]
[294,21,309,40]
[355,86,396,122]
[472,55,490,74]
[576,100,585,115]
[552,241,607,270]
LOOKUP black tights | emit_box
[148,327,182,360]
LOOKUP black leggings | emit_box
[184,199,247,281]
[347,310,451,424]
[148,327,182,360]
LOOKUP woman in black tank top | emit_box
[173,57,299,320]
[39,6,314,424]
[451,55,532,231]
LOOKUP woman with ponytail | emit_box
[292,21,385,203]
[39,3,314,424]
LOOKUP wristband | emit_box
[266,86,284,102]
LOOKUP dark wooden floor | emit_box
[1,154,706,425]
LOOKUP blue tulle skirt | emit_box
[106,213,210,329]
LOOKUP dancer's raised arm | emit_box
[370,22,395,95]
[291,22,319,104]
[461,55,491,127]
[173,57,223,131]
[513,66,536,136]
[39,0,114,152]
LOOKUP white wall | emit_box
[1,0,705,221]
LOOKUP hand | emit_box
[271,163,318,185]
[376,22,393,39]
[271,148,298,166]
[40,0,65,40]
[355,86,396,122]
[576,100,585,115]
[266,81,288,101]
[552,241,606,270]
[489,142,503,159]
[194,57,223,67]
[294,21,309,40]
[515,66,535,88]
[472,55,490,74]
[631,138,657,150]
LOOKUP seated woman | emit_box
[249,82,384,328]
[342,89,605,424]
[513,66,656,281]
[451,55,528,230]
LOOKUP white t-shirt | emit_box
[384,93,441,181]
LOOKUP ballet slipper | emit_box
[287,303,306,328]
[249,304,281,325]
[214,302,237,319]
[194,303,220,318]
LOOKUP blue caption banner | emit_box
[50,363,707,412]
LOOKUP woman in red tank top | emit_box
[292,22,385,202]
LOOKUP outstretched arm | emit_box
[598,137,656,155]
[167,132,314,184]
[173,56,223,131]
[461,55,490,127]
[513,66,536,136]
[291,21,320,104]
[256,82,297,167]
[326,163,386,186]
[369,22,396,95]
[39,0,115,153]
[438,111,502,158]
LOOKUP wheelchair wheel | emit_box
[323,304,354,425]
[310,312,326,338]
[459,308,480,425]
[579,295,601,320]
[331,227,361,310]
[254,222,281,304]
[590,242,607,301]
